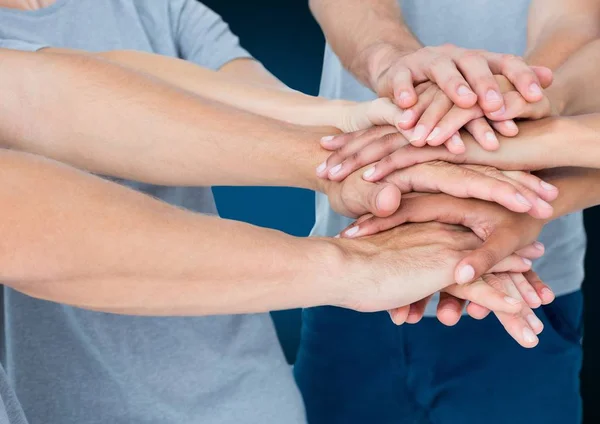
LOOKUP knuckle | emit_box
[478,248,499,268]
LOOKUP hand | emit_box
[320,117,565,182]
[340,194,549,285]
[392,75,554,151]
[389,271,553,348]
[368,43,552,113]
[333,97,405,133]
[321,159,557,220]
[332,222,532,316]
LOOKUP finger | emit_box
[397,84,438,133]
[445,277,523,315]
[399,162,538,214]
[365,97,407,130]
[524,270,555,305]
[466,302,491,319]
[501,170,559,202]
[464,118,500,151]
[509,272,542,309]
[410,91,454,146]
[406,295,433,324]
[431,105,483,146]
[388,305,410,326]
[455,50,505,113]
[444,132,466,154]
[362,145,456,182]
[488,91,551,121]
[455,230,521,284]
[531,66,553,88]
[515,241,545,259]
[490,120,519,137]
[423,54,478,108]
[494,307,540,348]
[364,182,402,218]
[319,130,369,151]
[341,195,459,238]
[488,254,533,274]
[317,126,400,178]
[327,133,411,182]
[436,292,466,326]
[391,67,418,109]
[484,53,544,103]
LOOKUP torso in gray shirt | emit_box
[0,1,305,423]
[313,0,587,316]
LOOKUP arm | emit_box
[310,0,545,112]
[43,47,402,132]
[1,150,526,318]
[526,0,600,114]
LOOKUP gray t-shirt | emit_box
[314,0,587,316]
[0,1,306,423]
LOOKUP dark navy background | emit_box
[202,0,600,421]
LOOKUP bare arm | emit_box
[526,0,600,114]
[42,47,402,132]
[0,149,339,315]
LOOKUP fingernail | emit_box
[542,287,555,300]
[486,89,502,102]
[522,327,537,344]
[399,91,411,100]
[485,131,499,147]
[321,135,335,143]
[426,127,441,141]
[399,109,414,124]
[504,296,521,305]
[540,181,557,191]
[329,164,342,176]
[529,83,542,96]
[344,226,360,238]
[409,125,426,142]
[527,314,543,331]
[490,105,506,117]
[451,134,464,146]
[363,167,375,180]
[316,162,327,174]
[534,241,545,251]
[522,258,533,266]
[515,193,532,207]
[457,85,473,96]
[537,198,552,210]
[457,265,475,284]
[504,120,518,132]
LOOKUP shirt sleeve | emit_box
[170,0,253,70]
[0,39,48,52]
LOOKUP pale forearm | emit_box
[0,49,328,190]
[0,149,342,315]
[461,114,600,170]
[48,48,349,129]
[309,0,420,88]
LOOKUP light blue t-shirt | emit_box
[0,1,306,423]
[313,0,587,316]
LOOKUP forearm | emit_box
[47,48,349,129]
[309,0,421,88]
[0,149,343,315]
[0,49,329,191]
[536,167,600,219]
[461,114,600,170]
[526,0,600,112]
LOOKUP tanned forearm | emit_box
[309,0,421,88]
[0,149,342,315]
[0,48,330,191]
[526,0,600,114]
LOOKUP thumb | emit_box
[455,231,520,284]
[366,183,401,217]
[365,98,405,130]
[531,66,553,88]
